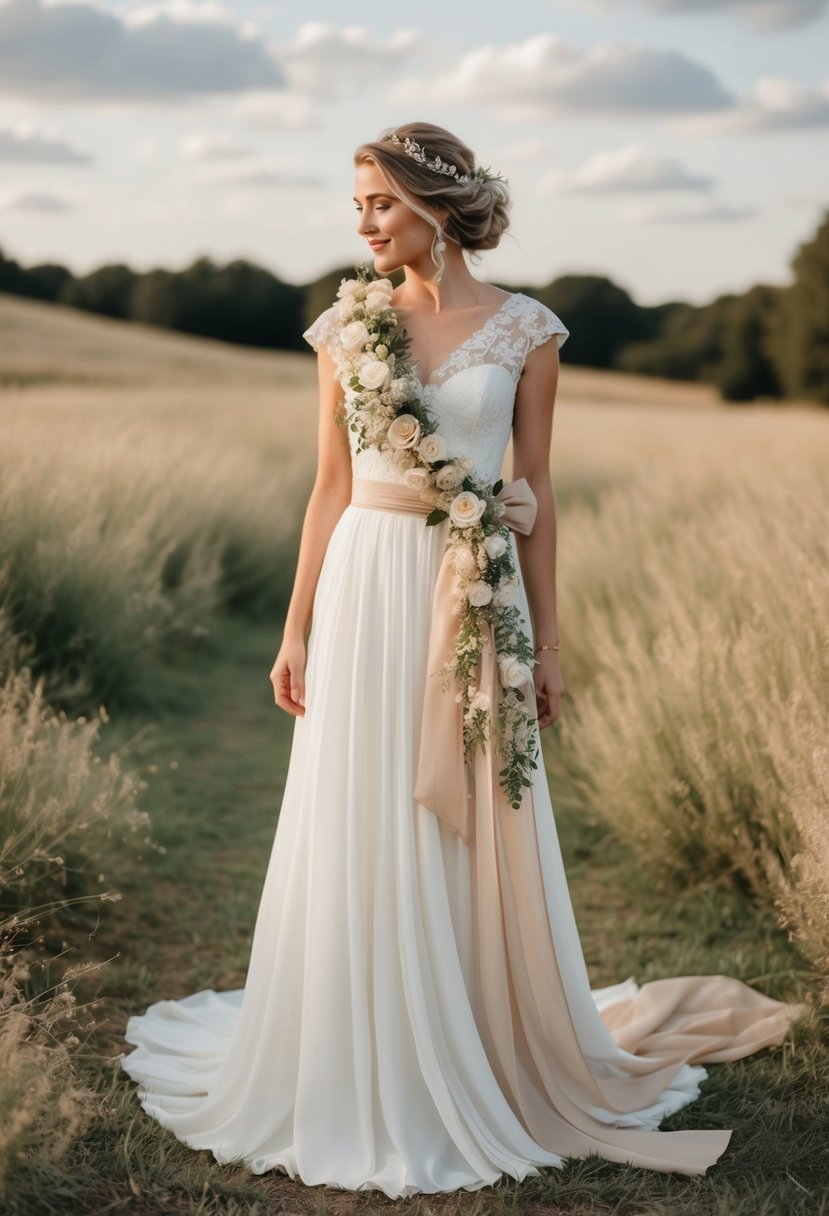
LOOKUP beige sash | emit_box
[351,473,537,843]
[348,475,807,1175]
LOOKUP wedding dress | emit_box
[120,289,805,1198]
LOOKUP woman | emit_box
[121,122,805,1199]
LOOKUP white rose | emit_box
[373,278,394,296]
[388,376,409,403]
[374,344,389,359]
[418,432,448,463]
[388,414,421,449]
[484,533,508,559]
[337,278,362,299]
[493,579,519,608]
[449,491,486,529]
[498,656,533,689]
[358,357,391,390]
[404,466,432,490]
[366,290,391,314]
[467,580,493,607]
[341,319,370,351]
[435,463,464,491]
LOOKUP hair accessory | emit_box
[384,132,507,186]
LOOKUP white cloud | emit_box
[639,0,828,31]
[554,0,829,30]
[193,156,323,188]
[278,22,423,99]
[622,199,758,223]
[134,135,160,162]
[678,76,829,134]
[0,183,80,211]
[179,131,253,160]
[232,90,319,132]
[0,0,284,103]
[0,119,92,163]
[497,138,551,165]
[387,34,735,119]
[537,142,714,195]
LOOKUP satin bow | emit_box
[413,477,538,842]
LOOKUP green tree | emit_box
[772,209,829,406]
[716,284,784,403]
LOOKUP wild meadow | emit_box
[0,292,827,1214]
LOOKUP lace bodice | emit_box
[302,292,569,486]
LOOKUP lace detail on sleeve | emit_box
[302,305,343,369]
[522,297,569,356]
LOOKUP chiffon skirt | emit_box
[121,499,805,1199]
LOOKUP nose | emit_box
[356,209,377,237]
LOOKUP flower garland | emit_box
[332,263,539,809]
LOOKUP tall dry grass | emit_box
[0,662,152,925]
[0,403,313,712]
[553,433,829,990]
[0,950,98,1200]
[0,662,148,1204]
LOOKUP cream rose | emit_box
[404,466,432,490]
[498,656,533,689]
[337,278,362,299]
[449,491,486,528]
[366,290,390,314]
[484,533,508,559]
[388,414,421,449]
[493,579,519,608]
[435,463,464,491]
[373,278,394,296]
[418,432,448,463]
[358,357,391,391]
[468,580,493,607]
[341,319,370,351]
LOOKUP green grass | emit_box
[3,615,824,1216]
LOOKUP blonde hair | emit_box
[353,121,511,282]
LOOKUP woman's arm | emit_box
[510,336,565,729]
[271,345,352,715]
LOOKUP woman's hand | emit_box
[533,651,565,730]
[270,639,307,717]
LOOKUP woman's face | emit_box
[353,159,441,276]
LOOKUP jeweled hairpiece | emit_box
[384,132,507,186]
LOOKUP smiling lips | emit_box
[369,240,389,249]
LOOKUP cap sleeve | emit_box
[522,296,569,355]
[302,304,341,363]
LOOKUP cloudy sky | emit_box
[0,0,826,306]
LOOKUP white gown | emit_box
[120,291,805,1198]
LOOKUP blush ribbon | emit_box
[349,475,538,843]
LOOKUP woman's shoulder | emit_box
[513,292,570,353]
[302,303,340,354]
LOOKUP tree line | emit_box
[1,207,827,405]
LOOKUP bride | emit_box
[120,121,805,1199]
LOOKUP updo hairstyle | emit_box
[353,121,511,281]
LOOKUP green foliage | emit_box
[771,208,829,405]
[715,284,784,402]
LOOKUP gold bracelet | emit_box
[534,643,560,653]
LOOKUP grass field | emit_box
[1,293,827,1215]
